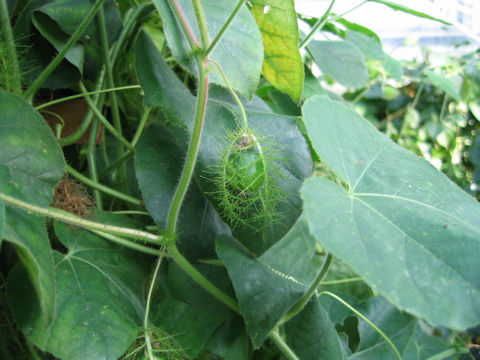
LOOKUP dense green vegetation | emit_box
[1,0,479,359]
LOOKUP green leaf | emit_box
[285,296,346,360]
[301,95,480,330]
[4,208,55,324]
[337,19,384,61]
[32,11,84,74]
[207,313,249,360]
[153,0,263,99]
[136,32,312,254]
[403,326,450,359]
[0,200,3,245]
[134,123,230,260]
[0,90,65,207]
[216,217,317,348]
[251,0,304,102]
[33,0,122,45]
[0,89,64,324]
[152,297,223,358]
[308,40,369,89]
[424,70,461,102]
[367,0,451,25]
[8,217,152,360]
[166,261,248,358]
[349,296,416,359]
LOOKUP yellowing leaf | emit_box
[251,0,303,102]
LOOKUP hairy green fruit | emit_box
[210,129,285,232]
[226,147,265,192]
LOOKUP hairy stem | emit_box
[206,0,245,55]
[282,253,333,323]
[66,164,142,206]
[299,0,336,49]
[24,0,105,100]
[165,57,208,237]
[90,229,161,256]
[0,0,22,95]
[0,193,162,243]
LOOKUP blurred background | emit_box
[295,0,480,60]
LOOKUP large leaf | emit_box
[152,297,222,358]
[301,95,480,330]
[154,0,263,98]
[307,40,368,89]
[134,123,230,260]
[216,216,318,348]
[349,296,416,359]
[0,90,65,206]
[0,89,64,323]
[8,216,152,360]
[348,296,449,359]
[166,260,248,358]
[251,0,303,102]
[4,208,55,324]
[136,32,312,254]
[285,296,346,360]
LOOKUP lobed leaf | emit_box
[8,216,152,360]
[301,95,480,330]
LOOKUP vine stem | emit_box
[207,58,248,129]
[166,243,239,312]
[66,164,142,206]
[282,253,333,324]
[164,57,209,237]
[0,193,163,244]
[270,331,300,360]
[97,6,127,186]
[169,0,200,49]
[0,0,22,96]
[319,291,402,360]
[299,0,336,49]
[34,85,141,111]
[144,247,166,360]
[23,0,106,100]
[79,82,134,151]
[192,0,209,48]
[206,0,245,56]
